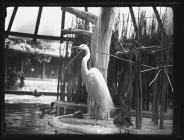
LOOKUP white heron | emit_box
[73,44,114,120]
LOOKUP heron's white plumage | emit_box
[85,68,113,112]
[77,44,114,120]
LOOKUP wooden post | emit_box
[152,71,159,125]
[127,55,133,116]
[41,61,45,79]
[57,57,61,100]
[153,6,168,129]
[164,83,168,112]
[7,7,18,34]
[151,53,160,125]
[135,52,142,129]
[85,7,89,30]
[57,10,66,101]
[160,72,166,129]
[60,63,65,101]
[131,6,142,129]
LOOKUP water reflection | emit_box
[5,103,87,134]
[5,103,56,134]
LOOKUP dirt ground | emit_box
[95,117,172,134]
[53,114,173,134]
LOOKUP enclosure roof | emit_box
[5,7,173,57]
[5,7,99,39]
[5,7,173,40]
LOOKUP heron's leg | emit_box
[88,96,94,118]
[107,108,110,120]
[94,102,99,125]
[87,95,91,116]
[124,129,130,134]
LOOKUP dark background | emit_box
[0,0,183,140]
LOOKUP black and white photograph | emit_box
[3,5,174,135]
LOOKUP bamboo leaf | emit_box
[149,70,161,86]
[164,68,174,93]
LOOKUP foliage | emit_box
[5,38,54,64]
[108,7,173,111]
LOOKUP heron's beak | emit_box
[72,45,80,49]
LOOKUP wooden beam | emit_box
[61,7,98,24]
[61,11,65,30]
[129,7,138,39]
[33,7,43,42]
[61,29,93,37]
[84,7,89,30]
[153,7,166,35]
[152,67,159,125]
[6,31,75,41]
[6,7,18,33]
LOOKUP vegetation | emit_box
[107,8,173,128]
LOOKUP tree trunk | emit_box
[90,7,116,81]
[89,7,116,120]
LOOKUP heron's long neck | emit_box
[81,49,90,83]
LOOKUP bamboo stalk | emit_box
[135,53,142,129]
[160,72,166,129]
[33,7,43,42]
[164,69,174,93]
[148,70,161,86]
[138,43,173,50]
[141,64,173,73]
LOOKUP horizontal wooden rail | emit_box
[5,90,58,96]
[5,31,75,41]
[61,29,93,37]
[61,7,98,24]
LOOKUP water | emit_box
[5,94,88,134]
[5,103,56,134]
